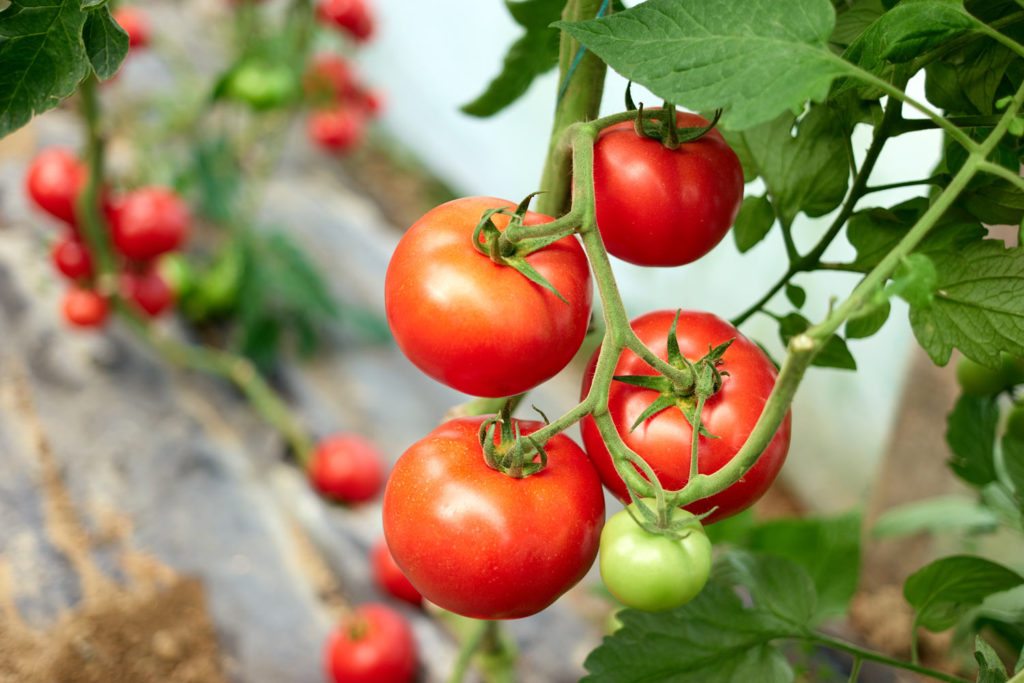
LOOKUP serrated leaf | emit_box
[976,635,1010,683]
[831,0,886,48]
[872,496,1001,538]
[947,394,999,486]
[461,0,563,117]
[81,5,127,80]
[583,552,813,682]
[721,105,849,224]
[0,0,92,137]
[905,555,1024,632]
[555,0,853,131]
[846,299,890,339]
[733,195,775,253]
[925,38,1014,115]
[961,179,1024,226]
[745,513,861,621]
[785,283,806,310]
[910,241,1024,368]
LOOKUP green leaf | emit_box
[947,394,999,486]
[555,0,853,130]
[583,552,813,682]
[831,0,886,48]
[785,283,806,310]
[910,240,1024,368]
[733,195,775,253]
[0,0,93,137]
[721,105,849,224]
[925,38,1015,116]
[975,635,1010,683]
[1002,433,1024,511]
[904,555,1024,632]
[745,513,861,621]
[461,0,563,117]
[889,253,938,309]
[960,179,1024,227]
[81,5,127,81]
[846,299,890,339]
[872,496,1001,538]
[778,312,857,370]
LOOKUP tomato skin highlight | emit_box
[308,433,385,504]
[25,148,88,228]
[108,187,190,261]
[62,286,109,327]
[385,197,592,398]
[323,603,417,683]
[382,417,605,619]
[371,538,422,607]
[592,112,743,267]
[599,501,712,612]
[580,310,791,524]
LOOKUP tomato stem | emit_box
[805,634,969,683]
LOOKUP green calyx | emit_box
[624,87,722,151]
[478,403,548,479]
[614,311,733,435]
[623,496,709,541]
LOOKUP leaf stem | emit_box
[977,159,1024,192]
[806,634,969,683]
[848,656,862,683]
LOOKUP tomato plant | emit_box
[371,538,422,607]
[384,196,592,398]
[25,148,87,228]
[51,233,94,280]
[599,500,712,612]
[307,107,366,153]
[323,603,417,683]
[108,187,190,262]
[316,0,373,43]
[382,416,604,619]
[308,433,385,504]
[581,310,791,524]
[62,286,108,328]
[122,269,174,317]
[592,112,743,266]
[303,53,358,103]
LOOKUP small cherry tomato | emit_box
[25,148,87,227]
[599,500,712,612]
[307,107,367,153]
[112,6,150,48]
[122,269,174,317]
[592,112,743,266]
[62,286,108,327]
[108,187,190,261]
[303,53,359,103]
[324,603,417,683]
[371,538,422,607]
[316,0,374,42]
[308,433,385,504]
[956,353,1024,396]
[51,233,94,280]
[225,61,296,110]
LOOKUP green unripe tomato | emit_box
[599,500,712,612]
[1006,403,1024,441]
[157,253,195,299]
[225,62,296,110]
[956,353,1024,397]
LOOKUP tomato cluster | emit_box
[25,148,188,327]
[304,53,383,154]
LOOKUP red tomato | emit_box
[307,107,366,153]
[316,0,373,42]
[112,6,150,48]
[122,270,174,317]
[382,417,605,619]
[324,603,417,683]
[108,187,190,261]
[25,148,87,227]
[51,233,94,280]
[62,286,109,327]
[384,197,592,398]
[371,538,422,607]
[356,87,384,117]
[303,53,358,102]
[580,310,791,524]
[308,433,385,504]
[592,112,743,267]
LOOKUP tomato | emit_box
[308,433,385,504]
[112,6,150,49]
[956,353,1024,396]
[384,197,592,398]
[225,61,296,110]
[62,286,109,327]
[356,87,384,117]
[316,0,373,42]
[382,416,605,619]
[592,112,743,267]
[307,107,366,153]
[303,53,358,103]
[25,148,87,227]
[122,270,174,317]
[580,310,791,524]
[371,538,422,607]
[323,603,417,683]
[599,500,712,611]
[108,187,190,261]
[51,233,94,280]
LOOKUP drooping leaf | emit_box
[946,394,999,486]
[461,0,564,117]
[975,635,1010,683]
[81,5,128,81]
[555,0,853,130]
[785,283,806,310]
[925,38,1015,116]
[910,240,1024,367]
[846,299,890,339]
[733,195,775,253]
[904,555,1024,632]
